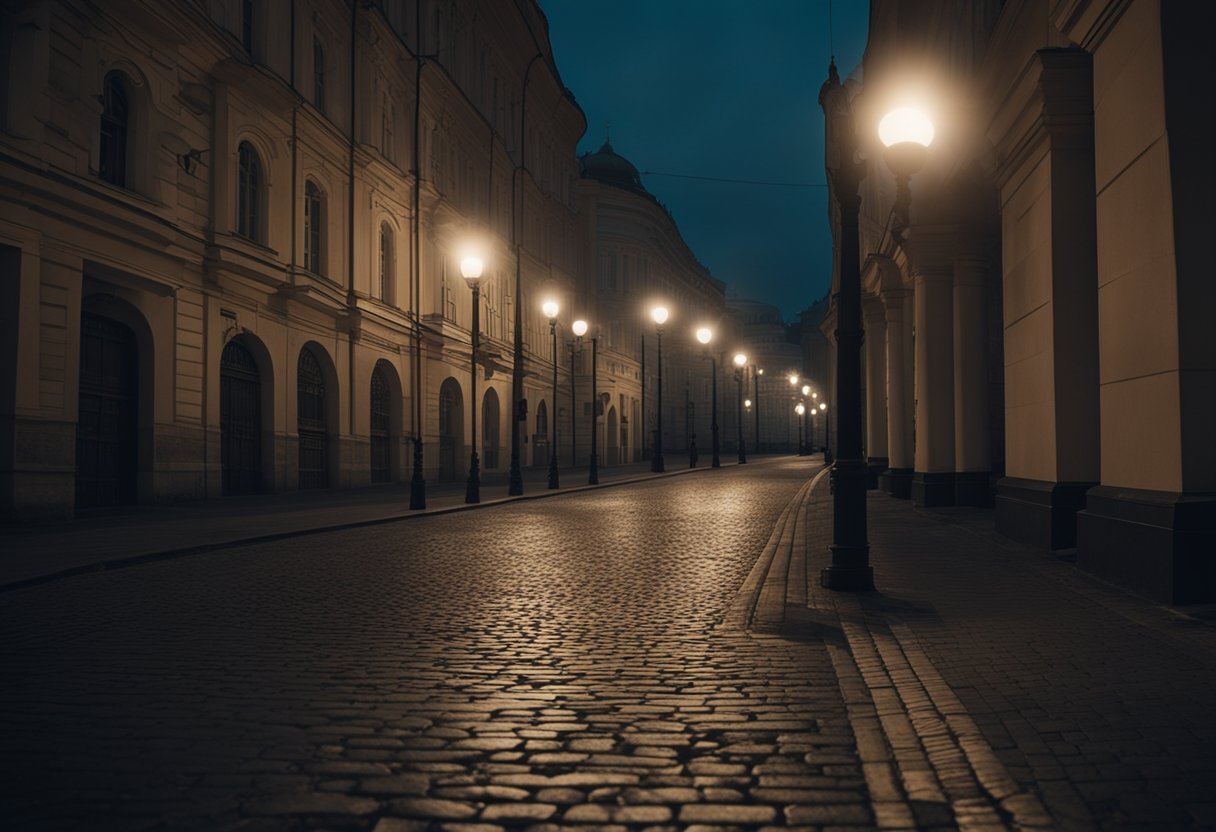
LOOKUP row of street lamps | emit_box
[454,284,826,504]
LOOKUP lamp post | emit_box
[753,367,763,453]
[461,254,484,504]
[795,402,806,456]
[801,384,812,455]
[543,299,560,489]
[697,327,720,468]
[789,374,800,455]
[733,352,748,464]
[588,324,600,485]
[569,319,587,469]
[650,306,668,473]
[821,401,830,463]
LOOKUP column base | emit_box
[821,562,875,591]
[1077,486,1216,605]
[954,471,991,507]
[865,456,888,490]
[995,477,1095,550]
[912,472,955,507]
[879,468,913,499]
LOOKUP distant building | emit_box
[822,0,1213,603]
[727,298,803,454]
[578,141,729,465]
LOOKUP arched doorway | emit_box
[220,339,261,495]
[438,378,463,481]
[297,347,328,489]
[606,405,619,466]
[76,312,138,507]
[533,399,549,468]
[482,388,500,470]
[370,364,391,482]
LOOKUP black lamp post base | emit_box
[548,460,559,489]
[821,559,874,591]
[508,458,523,496]
[652,455,665,473]
[589,452,599,485]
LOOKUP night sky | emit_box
[542,1,870,321]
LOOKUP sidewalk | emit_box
[739,469,1216,828]
[0,456,745,591]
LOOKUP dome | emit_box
[579,141,647,194]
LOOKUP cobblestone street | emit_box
[1,460,865,830]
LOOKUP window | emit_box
[313,37,326,113]
[378,222,393,302]
[98,72,129,187]
[241,0,254,53]
[304,180,324,274]
[441,256,456,321]
[236,142,262,242]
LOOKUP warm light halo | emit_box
[812,392,819,399]
[572,319,588,338]
[788,373,799,386]
[795,403,805,415]
[744,399,752,408]
[696,327,713,345]
[757,368,764,376]
[820,402,827,411]
[542,299,559,319]
[460,255,484,281]
[651,306,669,326]
[802,385,811,396]
[733,352,747,367]
[878,107,935,148]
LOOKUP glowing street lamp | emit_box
[650,306,669,473]
[696,327,720,468]
[820,401,830,464]
[542,299,560,489]
[568,318,588,475]
[460,254,484,504]
[733,352,748,464]
[795,401,806,456]
[879,106,934,230]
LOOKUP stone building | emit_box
[727,297,804,454]
[0,0,735,521]
[823,0,1214,602]
[577,140,730,467]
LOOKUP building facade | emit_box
[727,298,805,454]
[823,0,1214,602]
[0,0,736,520]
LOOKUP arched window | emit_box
[304,180,324,275]
[313,37,326,113]
[236,142,262,242]
[378,222,393,302]
[99,72,129,187]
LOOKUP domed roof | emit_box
[579,140,647,194]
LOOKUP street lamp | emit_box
[568,319,587,470]
[795,402,806,456]
[820,401,830,463]
[696,327,720,468]
[733,352,748,464]
[585,320,600,485]
[461,254,484,504]
[543,298,560,489]
[754,367,763,453]
[879,106,934,232]
[650,305,668,473]
[802,385,812,453]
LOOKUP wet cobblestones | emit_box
[0,461,862,830]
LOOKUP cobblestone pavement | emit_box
[1,458,869,831]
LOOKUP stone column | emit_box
[953,254,990,505]
[990,49,1099,549]
[911,238,955,506]
[880,288,913,497]
[863,297,887,487]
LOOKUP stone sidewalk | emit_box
[741,468,1216,829]
[0,457,730,590]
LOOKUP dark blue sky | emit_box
[542,1,870,321]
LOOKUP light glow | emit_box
[802,385,811,396]
[696,327,713,345]
[879,107,935,148]
[459,255,484,280]
[542,299,559,319]
[795,403,805,415]
[651,306,669,326]
[733,353,747,367]
[744,399,752,408]
[572,319,588,337]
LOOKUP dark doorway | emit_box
[220,339,261,495]
[76,313,138,508]
[370,364,391,483]
[297,348,328,489]
[482,388,500,470]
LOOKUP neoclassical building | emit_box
[0,0,588,519]
[823,0,1214,603]
[576,140,731,467]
